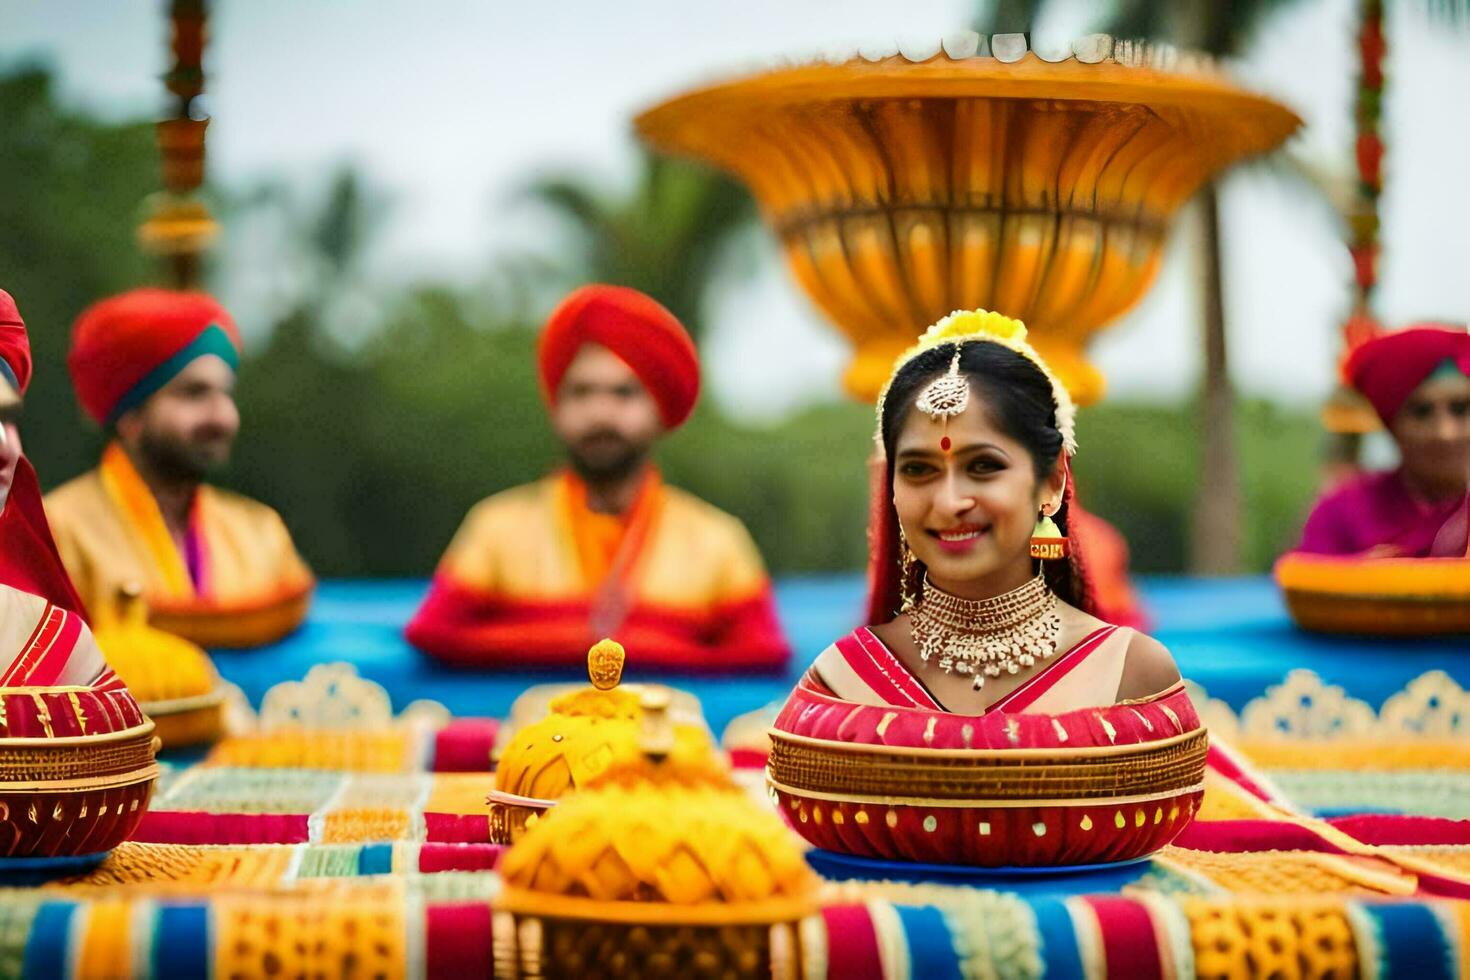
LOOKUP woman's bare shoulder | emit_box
[1116,630,1182,701]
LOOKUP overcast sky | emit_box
[4,0,1468,419]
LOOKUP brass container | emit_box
[638,45,1299,403]
[767,726,1209,867]
[1276,554,1470,636]
[0,720,160,858]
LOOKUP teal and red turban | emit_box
[537,285,700,429]
[1345,323,1470,425]
[0,289,88,616]
[68,288,241,426]
[0,289,29,399]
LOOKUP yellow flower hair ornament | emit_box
[877,309,1078,457]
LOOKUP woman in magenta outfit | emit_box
[1298,324,1470,559]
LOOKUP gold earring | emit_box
[898,529,920,612]
[1029,505,1069,560]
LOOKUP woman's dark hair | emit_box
[880,341,1088,609]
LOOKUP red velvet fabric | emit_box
[537,284,699,429]
[820,905,884,980]
[426,903,495,978]
[431,719,499,771]
[1326,814,1470,847]
[1082,896,1164,980]
[417,843,505,872]
[408,576,790,673]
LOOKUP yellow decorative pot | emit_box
[637,39,1300,403]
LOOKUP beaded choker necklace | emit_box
[909,573,1061,690]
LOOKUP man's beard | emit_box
[566,431,649,486]
[137,428,232,484]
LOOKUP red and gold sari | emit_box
[805,621,1157,716]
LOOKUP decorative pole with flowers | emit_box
[137,0,219,289]
[1321,0,1388,477]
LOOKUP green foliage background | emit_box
[1,65,1322,578]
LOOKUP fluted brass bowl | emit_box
[638,43,1299,403]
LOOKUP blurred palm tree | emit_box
[523,150,757,339]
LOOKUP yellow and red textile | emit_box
[406,469,790,671]
[537,284,700,429]
[0,288,32,396]
[66,288,240,426]
[45,443,313,648]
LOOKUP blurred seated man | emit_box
[0,290,128,689]
[1297,323,1470,558]
[407,284,790,671]
[45,289,313,647]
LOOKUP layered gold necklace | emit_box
[909,573,1062,690]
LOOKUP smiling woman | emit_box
[807,309,1183,718]
[766,309,1203,870]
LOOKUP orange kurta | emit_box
[406,470,790,672]
[44,444,313,648]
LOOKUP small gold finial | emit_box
[638,687,674,759]
[587,639,626,691]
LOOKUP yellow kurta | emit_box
[45,445,313,648]
[406,471,790,671]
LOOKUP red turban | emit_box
[0,290,88,616]
[1345,323,1470,425]
[537,285,700,429]
[68,288,242,425]
[0,289,30,397]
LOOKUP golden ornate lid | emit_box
[92,583,218,704]
[498,687,817,922]
[493,640,717,801]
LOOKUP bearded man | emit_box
[45,289,312,647]
[406,284,790,671]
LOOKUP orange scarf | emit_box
[555,467,663,635]
[97,442,198,600]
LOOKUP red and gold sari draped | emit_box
[44,444,313,648]
[406,469,790,671]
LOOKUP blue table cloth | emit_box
[211,576,1467,735]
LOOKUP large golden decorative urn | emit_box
[637,34,1300,403]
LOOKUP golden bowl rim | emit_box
[767,777,1205,809]
[0,719,156,748]
[497,885,817,926]
[637,54,1301,151]
[0,762,161,794]
[487,788,557,809]
[139,688,227,717]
